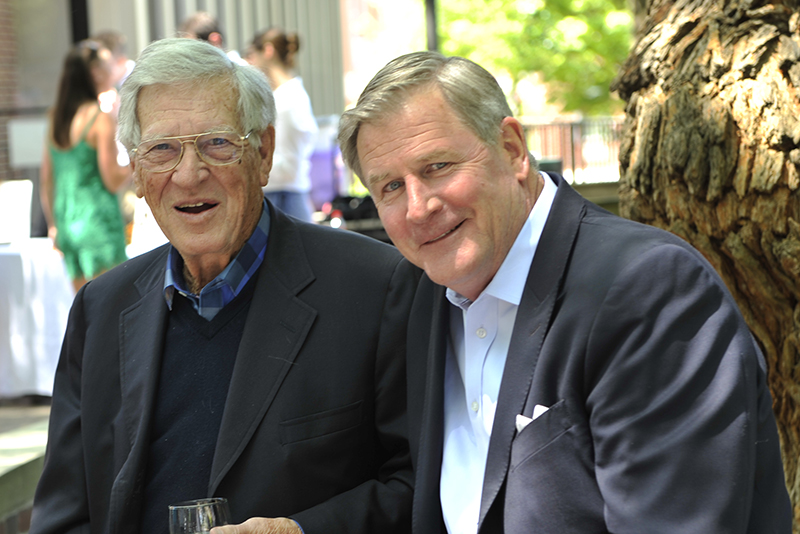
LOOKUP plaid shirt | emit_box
[163,200,270,321]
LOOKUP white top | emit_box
[262,77,318,194]
[226,49,249,66]
[440,172,557,534]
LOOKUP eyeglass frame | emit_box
[131,130,254,173]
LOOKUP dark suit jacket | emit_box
[30,204,420,534]
[407,174,792,533]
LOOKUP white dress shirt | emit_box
[440,172,557,534]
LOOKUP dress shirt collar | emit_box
[163,199,271,320]
[446,171,558,309]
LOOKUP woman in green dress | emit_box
[40,39,131,292]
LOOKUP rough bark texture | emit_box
[613,0,800,526]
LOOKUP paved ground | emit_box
[0,402,50,435]
[0,400,49,533]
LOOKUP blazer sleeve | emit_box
[29,287,91,534]
[289,258,420,533]
[583,242,790,533]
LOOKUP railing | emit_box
[523,117,624,184]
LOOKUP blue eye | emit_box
[141,141,179,159]
[430,162,448,171]
[206,136,234,147]
[151,142,176,152]
[385,180,402,192]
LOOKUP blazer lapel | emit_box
[478,174,587,530]
[208,210,316,494]
[411,282,449,534]
[109,248,170,533]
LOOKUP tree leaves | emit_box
[439,0,634,115]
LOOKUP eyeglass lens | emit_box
[137,132,246,171]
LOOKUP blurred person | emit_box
[39,39,131,293]
[92,30,139,243]
[92,30,135,115]
[179,11,248,65]
[92,31,134,91]
[338,51,792,533]
[248,28,318,222]
[30,38,417,534]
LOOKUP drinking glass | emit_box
[168,497,231,534]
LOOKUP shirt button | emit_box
[476,327,487,338]
[471,401,479,412]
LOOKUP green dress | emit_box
[49,107,127,280]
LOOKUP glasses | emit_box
[133,131,253,173]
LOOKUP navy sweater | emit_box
[139,277,256,534]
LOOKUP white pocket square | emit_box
[515,404,550,433]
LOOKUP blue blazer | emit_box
[31,203,419,534]
[407,174,792,533]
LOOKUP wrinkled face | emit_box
[131,79,273,271]
[357,88,532,300]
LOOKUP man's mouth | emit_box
[427,221,464,244]
[176,202,217,214]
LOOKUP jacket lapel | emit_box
[208,209,316,493]
[411,282,449,534]
[478,174,587,530]
[109,247,170,533]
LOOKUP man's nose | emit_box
[405,177,441,223]
[170,142,205,184]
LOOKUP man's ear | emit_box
[500,117,530,182]
[130,159,144,198]
[258,125,276,187]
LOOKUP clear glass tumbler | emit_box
[168,497,231,534]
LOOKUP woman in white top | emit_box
[248,28,318,222]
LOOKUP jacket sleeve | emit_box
[585,243,791,533]
[29,286,92,534]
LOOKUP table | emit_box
[0,239,74,398]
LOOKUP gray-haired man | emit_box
[31,38,417,534]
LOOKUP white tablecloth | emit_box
[0,238,74,397]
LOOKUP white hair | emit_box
[118,38,275,151]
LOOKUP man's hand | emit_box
[210,517,302,534]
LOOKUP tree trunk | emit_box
[613,0,800,526]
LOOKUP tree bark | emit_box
[613,0,800,526]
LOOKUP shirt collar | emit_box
[447,172,557,309]
[163,199,271,314]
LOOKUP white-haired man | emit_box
[31,38,417,534]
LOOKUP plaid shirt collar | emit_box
[163,200,270,320]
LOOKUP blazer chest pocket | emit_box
[506,398,607,532]
[510,399,572,470]
[279,400,363,445]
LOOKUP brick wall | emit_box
[0,506,32,534]
[0,0,18,183]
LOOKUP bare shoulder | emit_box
[86,107,117,147]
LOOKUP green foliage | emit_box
[439,0,634,115]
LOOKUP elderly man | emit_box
[338,51,792,533]
[30,38,417,534]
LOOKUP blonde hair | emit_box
[338,51,514,179]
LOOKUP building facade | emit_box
[0,0,346,233]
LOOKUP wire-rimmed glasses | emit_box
[133,131,253,173]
